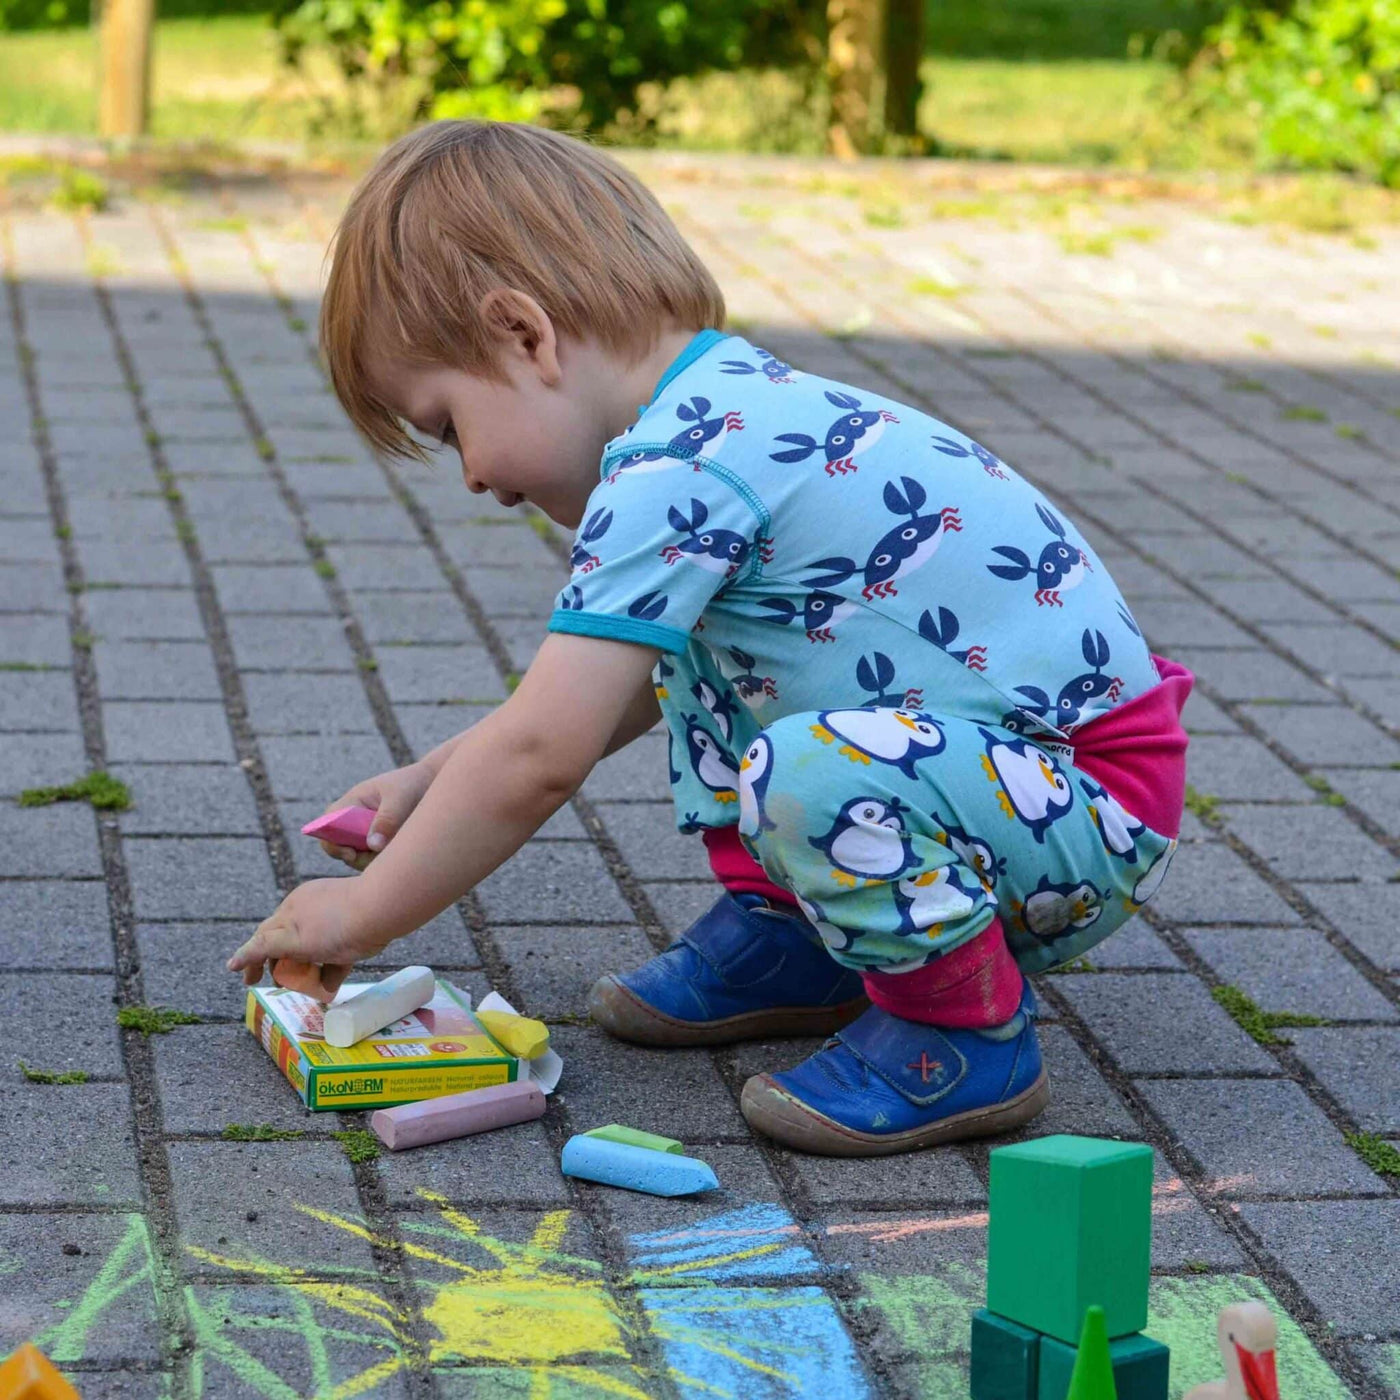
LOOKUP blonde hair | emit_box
[321,121,727,459]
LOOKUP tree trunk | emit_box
[826,0,884,159]
[883,0,924,140]
[99,0,155,139]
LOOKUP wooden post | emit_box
[883,0,924,142]
[826,0,885,159]
[99,0,155,139]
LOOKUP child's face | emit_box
[370,334,611,529]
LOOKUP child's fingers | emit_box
[271,958,327,997]
[228,917,300,975]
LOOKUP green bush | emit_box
[1186,0,1400,186]
[271,0,820,135]
[0,0,270,29]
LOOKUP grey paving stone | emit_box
[0,1082,140,1205]
[258,733,394,801]
[815,1205,987,1283]
[91,640,222,701]
[1298,881,1400,971]
[645,881,722,938]
[1238,702,1400,768]
[1054,972,1275,1073]
[1139,1078,1385,1196]
[364,926,485,974]
[459,565,566,618]
[1182,689,1240,735]
[1173,649,1333,703]
[83,587,206,640]
[1133,599,1256,650]
[0,971,123,1079]
[378,1114,570,1208]
[1237,1200,1400,1334]
[787,1145,986,1210]
[0,669,80,730]
[0,800,103,876]
[0,561,67,610]
[490,922,659,1019]
[186,1285,409,1398]
[373,645,506,704]
[1148,841,1305,926]
[1148,1160,1246,1270]
[1260,622,1400,679]
[301,499,420,544]
[210,563,333,614]
[135,923,254,1021]
[241,670,379,735]
[124,837,278,919]
[227,615,356,672]
[437,519,561,570]
[1355,1342,1400,1396]
[1184,928,1397,1021]
[197,515,310,565]
[595,802,713,883]
[76,542,194,588]
[167,1140,374,1271]
[1207,578,1340,625]
[1288,1027,1400,1133]
[1317,766,1400,842]
[476,842,634,924]
[582,733,674,802]
[0,613,71,665]
[351,592,477,644]
[0,879,112,970]
[153,1024,321,1132]
[1184,734,1316,801]
[281,462,394,499]
[0,729,87,793]
[113,763,261,836]
[1075,919,1180,969]
[0,1212,162,1361]
[1339,675,1400,728]
[393,703,493,761]
[548,1024,747,1138]
[326,543,446,591]
[1220,803,1392,883]
[103,701,236,763]
[1006,1021,1139,1139]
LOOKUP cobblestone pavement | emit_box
[2,152,1399,1399]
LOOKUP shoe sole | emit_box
[587,975,869,1047]
[739,1068,1051,1157]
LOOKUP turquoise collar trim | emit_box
[646,328,730,406]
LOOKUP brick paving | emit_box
[1,152,1398,1398]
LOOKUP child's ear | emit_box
[478,289,561,385]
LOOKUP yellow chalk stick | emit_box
[0,1345,81,1400]
[475,1008,550,1060]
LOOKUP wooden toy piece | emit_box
[560,1135,719,1196]
[0,1344,81,1400]
[301,805,376,851]
[988,1135,1153,1345]
[971,1308,1039,1400]
[1038,1329,1168,1400]
[474,1008,550,1060]
[370,1079,545,1150]
[583,1124,684,1155]
[1066,1307,1118,1400]
[1182,1301,1279,1400]
[323,966,435,1047]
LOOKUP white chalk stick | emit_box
[323,966,435,1047]
[371,1079,545,1150]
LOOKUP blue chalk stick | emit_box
[560,1135,719,1197]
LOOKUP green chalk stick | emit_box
[583,1124,684,1155]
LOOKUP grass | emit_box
[1183,784,1221,824]
[330,1129,380,1164]
[1211,984,1327,1047]
[18,770,131,811]
[223,1124,305,1141]
[117,1005,202,1035]
[1347,1132,1400,1178]
[18,1061,88,1084]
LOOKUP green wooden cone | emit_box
[1067,1306,1117,1400]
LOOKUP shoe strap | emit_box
[680,893,808,982]
[835,1013,970,1108]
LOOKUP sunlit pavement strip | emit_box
[3,150,1399,1397]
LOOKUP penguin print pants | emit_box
[735,707,1178,977]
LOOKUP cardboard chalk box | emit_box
[245,977,520,1111]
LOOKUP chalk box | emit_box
[245,977,520,1111]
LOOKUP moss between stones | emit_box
[19,770,132,811]
[1211,984,1326,1047]
[117,1006,202,1036]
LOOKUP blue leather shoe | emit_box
[588,892,868,1046]
[740,984,1048,1155]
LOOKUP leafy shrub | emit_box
[1184,0,1400,186]
[0,0,269,29]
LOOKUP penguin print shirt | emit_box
[548,331,1163,833]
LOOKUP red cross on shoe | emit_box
[906,1052,943,1083]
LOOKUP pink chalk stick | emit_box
[370,1079,545,1150]
[302,806,376,851]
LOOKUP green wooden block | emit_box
[1039,1328,1168,1400]
[583,1124,684,1154]
[987,1134,1153,1343]
[971,1309,1039,1400]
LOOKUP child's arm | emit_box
[227,633,661,998]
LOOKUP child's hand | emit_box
[318,761,435,871]
[226,878,387,1002]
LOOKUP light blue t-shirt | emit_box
[549,334,1160,833]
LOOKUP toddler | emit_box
[229,120,1192,1157]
